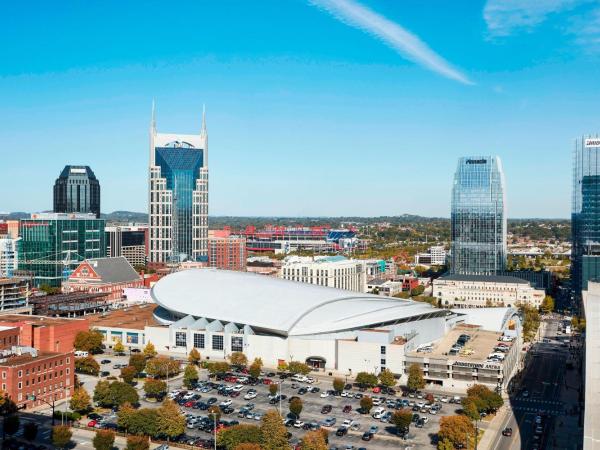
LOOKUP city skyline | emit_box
[2,1,600,217]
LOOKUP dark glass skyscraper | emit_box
[450,156,507,275]
[53,166,101,218]
[572,135,600,295]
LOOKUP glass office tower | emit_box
[450,156,507,275]
[572,136,600,295]
[53,165,101,218]
[148,105,209,264]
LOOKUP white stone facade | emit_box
[280,256,367,293]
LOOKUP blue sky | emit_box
[1,0,600,218]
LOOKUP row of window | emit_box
[176,332,243,352]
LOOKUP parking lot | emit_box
[84,352,465,449]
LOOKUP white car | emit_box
[244,392,257,400]
[320,391,330,398]
[292,374,307,382]
[372,398,383,406]
[233,384,244,392]
[420,416,429,424]
[220,399,232,407]
[293,420,305,428]
[306,377,316,384]
[340,391,348,397]
[342,419,356,428]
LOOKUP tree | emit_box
[117,402,136,432]
[3,414,19,436]
[74,330,104,353]
[207,361,231,376]
[410,285,425,296]
[277,361,288,372]
[143,378,167,399]
[466,384,504,414]
[114,339,125,354]
[93,429,116,450]
[461,397,480,421]
[121,365,137,384]
[355,372,378,388]
[143,341,157,359]
[332,377,345,393]
[248,361,261,378]
[183,364,199,388]
[217,424,262,450]
[407,363,425,391]
[94,380,111,406]
[156,399,186,439]
[260,410,289,450]
[300,429,328,450]
[378,368,396,387]
[146,356,180,378]
[269,383,278,396]
[437,438,455,450]
[360,396,374,413]
[126,435,150,450]
[391,409,412,433]
[70,387,91,413]
[128,354,146,374]
[75,356,100,375]
[125,408,159,436]
[289,397,303,417]
[288,361,311,375]
[438,415,474,448]
[208,405,221,423]
[234,445,262,450]
[23,422,38,442]
[109,381,139,407]
[229,352,248,367]
[541,295,555,313]
[188,348,201,365]
[52,425,73,449]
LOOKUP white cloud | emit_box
[569,6,600,50]
[484,0,586,37]
[309,0,473,85]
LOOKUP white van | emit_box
[291,374,307,382]
[74,351,89,357]
[371,407,385,419]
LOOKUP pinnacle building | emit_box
[53,165,101,218]
[450,156,507,275]
[148,106,209,264]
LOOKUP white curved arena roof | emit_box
[151,269,442,336]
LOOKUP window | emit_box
[175,332,187,347]
[231,336,243,353]
[18,382,22,389]
[18,370,22,378]
[380,346,386,355]
[193,333,205,349]
[212,335,224,351]
[380,359,386,366]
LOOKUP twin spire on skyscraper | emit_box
[150,100,207,137]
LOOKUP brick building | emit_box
[0,326,74,409]
[208,230,247,272]
[62,256,143,301]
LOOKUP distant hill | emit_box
[102,211,147,223]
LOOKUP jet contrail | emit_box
[310,0,473,85]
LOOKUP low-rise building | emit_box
[0,278,31,314]
[280,255,367,293]
[414,246,447,266]
[208,230,247,271]
[62,256,143,301]
[0,237,20,278]
[434,274,545,309]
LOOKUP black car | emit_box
[298,388,308,395]
[321,404,332,414]
[336,426,348,437]
[100,371,110,377]
[207,397,217,405]
[362,432,373,441]
[284,418,295,427]
[412,413,420,423]
[100,359,111,364]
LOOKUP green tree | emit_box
[108,381,139,407]
[114,339,125,354]
[391,409,412,433]
[129,354,146,373]
[234,445,262,450]
[438,415,474,448]
[156,399,186,439]
[437,438,455,450]
[117,402,136,432]
[260,410,289,450]
[93,380,111,406]
[289,397,303,417]
[287,361,311,375]
[143,341,157,359]
[207,361,231,376]
[183,364,199,388]
[378,368,396,387]
[143,378,167,399]
[229,352,248,367]
[332,377,345,393]
[188,348,201,365]
[70,387,91,413]
[410,285,425,296]
[360,396,374,413]
[74,330,104,353]
[52,425,73,449]
[126,435,150,450]
[461,397,480,421]
[466,384,504,413]
[541,295,555,313]
[146,356,180,378]
[269,383,278,396]
[93,429,116,450]
[121,365,137,384]
[75,356,100,375]
[407,363,425,391]
[248,360,261,378]
[3,414,19,436]
[300,429,328,450]
[355,372,378,388]
[126,408,159,436]
[23,422,38,442]
[217,424,262,450]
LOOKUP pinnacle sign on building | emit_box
[585,138,600,148]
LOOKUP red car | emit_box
[343,405,352,413]
[372,387,381,394]
[184,401,195,408]
[263,378,273,385]
[87,420,97,427]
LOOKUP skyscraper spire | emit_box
[201,104,207,136]
[151,99,156,131]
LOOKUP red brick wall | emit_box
[0,328,20,350]
[32,320,89,353]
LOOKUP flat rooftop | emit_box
[0,314,84,326]
[0,350,66,367]
[408,324,508,362]
[88,304,163,330]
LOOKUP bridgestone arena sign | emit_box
[585,139,600,148]
[453,361,500,370]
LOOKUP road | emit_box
[490,318,571,450]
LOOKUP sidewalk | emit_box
[477,403,511,450]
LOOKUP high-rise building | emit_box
[572,135,600,296]
[18,213,106,287]
[148,104,208,264]
[450,156,507,275]
[53,166,101,218]
[106,225,148,267]
[0,237,20,277]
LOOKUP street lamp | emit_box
[28,390,65,426]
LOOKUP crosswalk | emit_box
[514,398,563,406]
[512,405,563,416]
